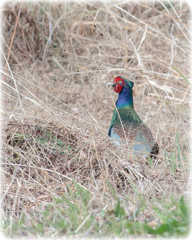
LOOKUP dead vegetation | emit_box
[1,1,191,221]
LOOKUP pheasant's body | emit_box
[108,76,158,157]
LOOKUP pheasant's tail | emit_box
[150,142,159,158]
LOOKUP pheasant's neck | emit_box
[116,88,133,109]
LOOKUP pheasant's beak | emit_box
[107,82,115,87]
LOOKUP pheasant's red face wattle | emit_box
[113,76,126,93]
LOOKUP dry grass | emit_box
[1,0,191,227]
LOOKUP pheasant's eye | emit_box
[118,80,122,84]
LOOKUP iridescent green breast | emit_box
[108,106,155,156]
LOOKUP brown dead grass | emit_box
[1,1,191,220]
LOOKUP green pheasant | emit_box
[108,76,159,158]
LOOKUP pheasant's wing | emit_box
[133,124,155,156]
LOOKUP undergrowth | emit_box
[2,183,190,238]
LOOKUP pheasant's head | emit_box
[107,76,134,93]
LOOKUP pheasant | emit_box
[107,76,159,158]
